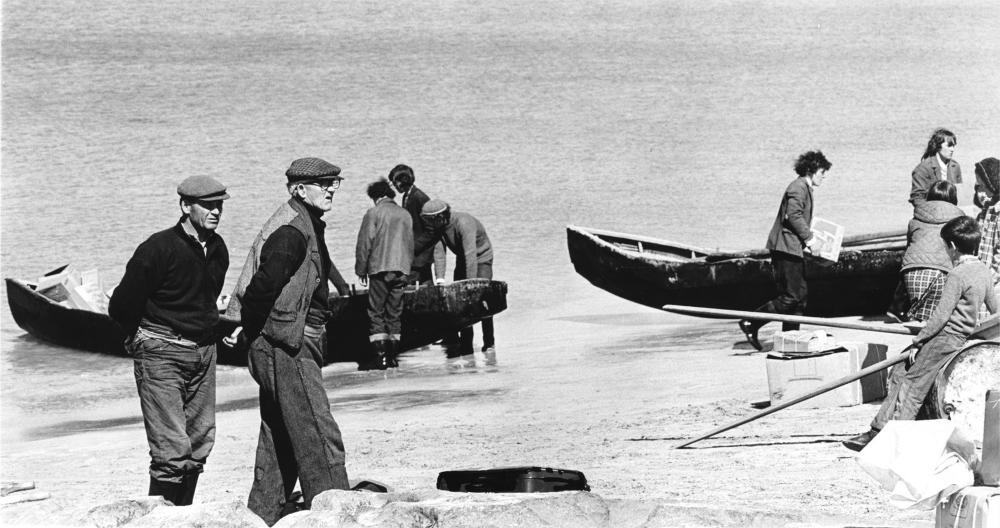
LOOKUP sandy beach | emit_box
[0,305,937,527]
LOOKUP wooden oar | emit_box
[661,304,915,335]
[674,348,913,449]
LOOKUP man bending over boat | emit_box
[417,199,497,367]
[225,158,351,525]
[738,150,831,350]
[109,175,230,505]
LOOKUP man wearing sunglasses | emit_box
[226,157,351,525]
[109,175,231,506]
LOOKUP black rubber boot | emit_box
[174,472,199,506]
[148,477,185,505]
[842,428,880,452]
[385,340,399,368]
[358,340,389,371]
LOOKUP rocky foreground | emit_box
[5,488,906,528]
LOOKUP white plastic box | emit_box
[765,342,888,408]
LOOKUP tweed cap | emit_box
[420,199,449,216]
[177,175,230,201]
[286,157,343,183]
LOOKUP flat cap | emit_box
[286,157,343,183]
[420,199,449,216]
[177,175,230,201]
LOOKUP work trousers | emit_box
[871,332,966,430]
[367,271,408,338]
[130,336,216,483]
[247,325,349,526]
[448,261,494,356]
[756,251,807,331]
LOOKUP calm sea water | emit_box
[2,0,999,443]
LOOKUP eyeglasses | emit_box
[305,180,340,192]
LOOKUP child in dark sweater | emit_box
[843,216,998,452]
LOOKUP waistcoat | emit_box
[227,197,323,351]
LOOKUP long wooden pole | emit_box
[661,304,915,335]
[674,349,913,449]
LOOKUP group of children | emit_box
[842,129,999,452]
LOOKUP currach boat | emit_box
[5,275,507,366]
[566,225,906,317]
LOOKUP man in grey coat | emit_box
[355,178,413,369]
[738,151,831,350]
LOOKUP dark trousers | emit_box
[871,332,965,430]
[247,326,349,526]
[408,264,434,286]
[755,251,807,331]
[366,271,408,338]
[448,261,495,356]
[130,337,216,483]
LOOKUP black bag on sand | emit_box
[436,467,589,493]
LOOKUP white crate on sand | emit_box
[765,341,888,408]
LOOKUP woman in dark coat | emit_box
[900,181,964,321]
[909,128,961,207]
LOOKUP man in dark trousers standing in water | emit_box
[418,199,497,367]
[226,157,351,526]
[738,150,831,350]
[109,175,230,506]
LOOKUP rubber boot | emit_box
[358,340,389,371]
[174,472,199,506]
[386,339,399,368]
[148,477,184,505]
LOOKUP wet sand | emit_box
[0,308,932,527]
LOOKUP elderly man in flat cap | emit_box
[226,157,351,525]
[109,175,231,506]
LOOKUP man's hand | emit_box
[357,274,368,287]
[907,341,921,366]
[434,278,446,285]
[804,236,822,253]
[223,327,242,347]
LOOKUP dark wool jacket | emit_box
[909,156,962,207]
[109,221,228,343]
[765,177,812,258]
[355,198,413,276]
[901,200,965,273]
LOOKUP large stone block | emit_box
[85,496,172,528]
[123,500,267,528]
[276,489,611,528]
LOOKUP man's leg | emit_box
[132,338,199,503]
[772,253,807,331]
[361,273,390,370]
[247,338,299,526]
[385,272,407,367]
[893,333,966,421]
[279,327,349,508]
[177,343,217,505]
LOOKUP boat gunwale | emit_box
[568,225,906,264]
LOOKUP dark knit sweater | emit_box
[109,221,229,343]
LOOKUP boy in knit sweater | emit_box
[843,216,998,452]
